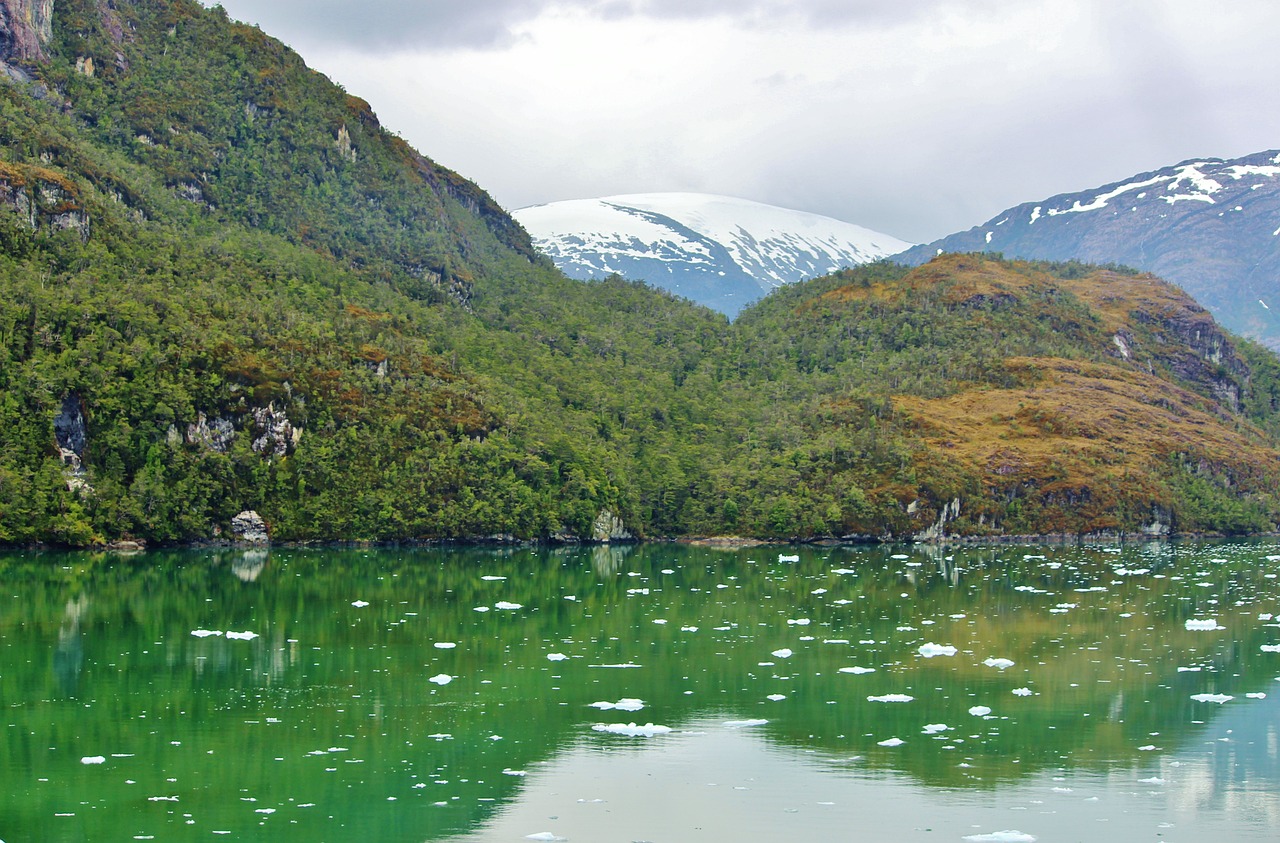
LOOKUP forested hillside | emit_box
[2,0,1279,546]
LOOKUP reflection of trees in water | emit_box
[592,543,635,577]
[54,594,89,698]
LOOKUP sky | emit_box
[208,0,1280,244]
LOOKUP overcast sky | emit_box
[209,0,1280,243]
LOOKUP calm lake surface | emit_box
[2,541,1279,842]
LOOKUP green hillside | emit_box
[2,0,1279,546]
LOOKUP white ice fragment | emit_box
[524,834,566,842]
[963,832,1036,843]
[1190,693,1233,704]
[923,723,950,734]
[1139,777,1165,785]
[652,619,668,625]
[225,631,258,640]
[591,722,672,737]
[1246,692,1267,699]
[969,706,992,716]
[1012,688,1033,697]
[588,699,645,712]
[839,667,876,675]
[1261,644,1280,653]
[1185,619,1223,631]
[495,601,523,610]
[588,663,642,669]
[80,756,106,765]
[351,600,370,608]
[725,719,769,728]
[877,737,905,747]
[480,576,507,581]
[779,554,800,562]
[868,694,914,703]
[918,643,957,658]
[983,657,1015,670]
[148,796,179,802]
[547,653,568,662]
[503,769,527,776]
[434,642,457,649]
[1138,745,1157,751]
[190,629,222,638]
[771,648,794,659]
[767,694,787,701]
[1177,667,1202,672]
[473,606,490,613]
[787,618,812,626]
[832,568,857,574]
[429,674,454,685]
[680,626,699,632]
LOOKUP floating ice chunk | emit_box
[588,663,642,669]
[680,626,699,632]
[812,588,828,595]
[1261,644,1280,653]
[767,694,787,701]
[891,554,910,559]
[1190,693,1233,704]
[918,643,957,658]
[434,642,457,649]
[725,719,769,728]
[1246,692,1267,699]
[868,694,914,703]
[983,657,1015,670]
[969,706,992,716]
[225,631,258,641]
[1012,688,1033,697]
[661,568,676,574]
[772,649,794,659]
[495,601,523,610]
[547,653,568,662]
[652,619,667,625]
[1185,619,1223,631]
[839,666,876,675]
[833,568,857,574]
[191,629,222,638]
[923,723,950,734]
[351,601,370,608]
[787,618,812,626]
[592,723,672,737]
[962,832,1036,843]
[481,576,507,581]
[503,769,527,776]
[473,606,490,612]
[589,699,645,712]
[877,737,905,747]
[779,554,800,562]
[148,796,179,802]
[429,674,453,685]
[1138,745,1157,751]
[1177,667,1202,672]
[1139,777,1165,785]
[524,834,566,842]
[81,756,106,765]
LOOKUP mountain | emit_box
[895,151,1280,348]
[3,1,1280,546]
[513,193,912,316]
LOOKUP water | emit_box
[2,541,1278,842]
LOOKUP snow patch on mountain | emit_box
[514,193,912,316]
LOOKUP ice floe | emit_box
[1012,688,1033,697]
[725,719,769,728]
[433,642,457,649]
[429,674,454,685]
[351,600,369,608]
[839,666,876,675]
[868,694,914,703]
[918,643,957,658]
[225,631,258,641]
[983,657,1015,670]
[1261,644,1280,653]
[771,648,794,659]
[877,737,905,747]
[779,554,800,562]
[1190,693,1233,704]
[524,834,566,842]
[80,756,106,765]
[588,699,645,712]
[923,723,951,734]
[547,653,568,661]
[1185,619,1224,631]
[963,832,1036,843]
[592,723,672,737]
[495,601,523,610]
[190,629,222,638]
[969,706,993,716]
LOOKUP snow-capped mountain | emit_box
[896,150,1280,349]
[513,193,912,316]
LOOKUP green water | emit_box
[2,542,1278,842]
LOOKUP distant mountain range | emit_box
[513,193,911,317]
[896,150,1280,349]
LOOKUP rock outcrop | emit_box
[0,0,53,64]
[591,509,633,543]
[53,392,91,494]
[229,510,269,544]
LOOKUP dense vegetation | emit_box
[3,0,1280,546]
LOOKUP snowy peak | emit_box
[896,149,1280,349]
[514,193,912,316]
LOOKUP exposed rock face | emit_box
[0,0,53,64]
[229,510,269,544]
[187,412,235,452]
[54,392,92,494]
[913,498,961,542]
[591,509,633,543]
[251,403,300,457]
[0,164,90,239]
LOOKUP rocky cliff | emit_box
[0,0,53,63]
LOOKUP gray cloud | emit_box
[213,0,968,52]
